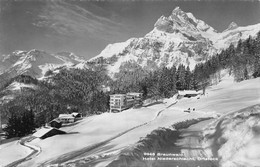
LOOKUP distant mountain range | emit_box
[1,7,260,81]
[0,49,86,88]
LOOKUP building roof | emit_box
[100,85,111,92]
[58,114,74,119]
[127,92,143,96]
[33,127,65,138]
[178,90,199,96]
[33,127,52,138]
[71,112,81,117]
[110,94,126,97]
[49,119,61,124]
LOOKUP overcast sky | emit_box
[0,0,260,60]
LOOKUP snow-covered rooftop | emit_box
[33,127,54,138]
[58,114,74,119]
[71,112,81,117]
[178,90,200,96]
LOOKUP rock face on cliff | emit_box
[89,7,260,77]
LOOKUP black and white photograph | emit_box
[0,0,260,166]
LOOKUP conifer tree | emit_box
[185,66,192,90]
[4,106,35,138]
[236,39,243,54]
[176,64,186,90]
[244,68,249,80]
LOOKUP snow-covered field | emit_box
[1,73,260,167]
[203,105,260,167]
[0,140,32,167]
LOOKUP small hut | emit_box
[71,112,82,118]
[178,90,200,99]
[58,114,75,123]
[49,119,62,129]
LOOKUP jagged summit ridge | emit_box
[154,6,216,33]
[171,6,186,16]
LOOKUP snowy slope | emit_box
[6,81,36,91]
[0,80,38,106]
[214,23,260,49]
[89,7,260,77]
[0,140,32,167]
[1,70,259,167]
[4,75,258,167]
[203,105,260,167]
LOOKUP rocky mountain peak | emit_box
[154,6,215,34]
[26,49,47,60]
[171,6,184,15]
[223,22,238,32]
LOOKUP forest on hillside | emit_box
[193,31,260,83]
[1,69,111,138]
[111,31,260,97]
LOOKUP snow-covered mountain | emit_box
[1,7,260,81]
[89,7,260,77]
[0,49,86,87]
